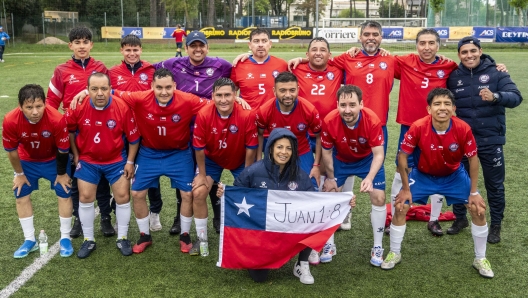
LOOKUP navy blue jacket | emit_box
[447,54,522,146]
[234,128,314,191]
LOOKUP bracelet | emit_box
[312,164,320,167]
[325,177,337,181]
[470,191,479,196]
[126,160,134,165]
[14,172,24,176]
[84,89,88,95]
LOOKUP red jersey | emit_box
[395,54,458,126]
[47,58,108,111]
[193,104,258,170]
[293,63,343,133]
[230,55,288,109]
[64,96,139,164]
[109,61,154,92]
[172,29,187,43]
[331,52,395,125]
[116,89,208,150]
[400,115,477,176]
[321,108,384,163]
[256,97,321,155]
[2,106,69,162]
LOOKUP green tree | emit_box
[294,0,327,27]
[378,1,405,17]
[3,0,43,38]
[509,0,528,25]
[429,0,445,26]
[337,8,365,18]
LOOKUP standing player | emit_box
[191,78,258,255]
[383,88,494,279]
[321,85,386,267]
[3,84,73,258]
[0,25,10,62]
[65,73,139,258]
[47,27,115,239]
[172,24,187,57]
[255,72,322,189]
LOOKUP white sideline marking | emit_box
[0,207,101,298]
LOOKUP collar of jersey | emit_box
[342,110,362,130]
[249,55,271,64]
[22,113,41,125]
[361,49,380,57]
[89,96,112,110]
[215,108,233,119]
[275,98,298,114]
[419,56,439,65]
[124,60,143,73]
[307,63,327,72]
[155,97,174,107]
[71,55,91,68]
[431,118,452,134]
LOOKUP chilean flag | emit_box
[217,186,352,269]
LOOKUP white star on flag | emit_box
[234,197,254,217]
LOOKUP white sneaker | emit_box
[308,249,320,265]
[149,212,162,231]
[340,211,351,230]
[320,243,337,263]
[381,251,401,270]
[293,261,314,285]
[473,258,494,278]
[370,246,384,266]
[0,59,4,63]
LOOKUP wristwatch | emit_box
[492,93,499,102]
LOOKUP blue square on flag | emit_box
[224,187,267,231]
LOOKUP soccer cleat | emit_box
[149,212,162,232]
[370,246,384,266]
[169,217,181,235]
[447,217,469,235]
[308,249,320,265]
[116,238,133,256]
[293,261,314,285]
[381,251,401,270]
[133,233,153,254]
[189,240,201,256]
[100,216,116,237]
[179,232,192,253]
[213,218,221,234]
[77,240,96,259]
[59,238,74,257]
[340,211,351,230]
[0,59,4,63]
[427,220,444,236]
[473,258,494,278]
[70,217,82,238]
[13,240,38,258]
[384,226,390,236]
[320,243,337,263]
[487,225,501,244]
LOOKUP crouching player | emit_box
[191,78,258,255]
[3,84,73,258]
[65,73,140,258]
[383,88,493,278]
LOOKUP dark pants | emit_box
[147,181,163,214]
[0,45,4,60]
[452,144,505,225]
[71,163,113,218]
[247,247,311,282]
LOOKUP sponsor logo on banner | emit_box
[435,27,449,38]
[228,26,257,40]
[315,28,358,43]
[200,27,226,38]
[271,26,312,40]
[496,27,528,42]
[122,27,143,38]
[382,27,404,39]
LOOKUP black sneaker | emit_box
[169,217,181,235]
[70,217,82,238]
[77,240,96,259]
[427,220,444,236]
[116,238,133,256]
[213,218,220,234]
[487,224,501,244]
[100,216,116,237]
[447,217,469,235]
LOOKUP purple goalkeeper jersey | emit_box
[153,56,232,99]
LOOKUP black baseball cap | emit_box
[458,36,481,52]
[186,31,207,46]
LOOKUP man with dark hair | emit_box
[321,84,386,267]
[383,88,494,279]
[46,26,115,239]
[0,26,10,62]
[171,24,187,57]
[3,84,73,258]
[445,37,522,243]
[64,73,140,258]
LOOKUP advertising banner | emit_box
[434,27,450,39]
[495,27,528,42]
[449,27,473,39]
[142,27,166,39]
[101,27,122,39]
[121,27,143,38]
[185,26,313,40]
[382,27,404,40]
[314,28,358,43]
[472,27,495,42]
[403,27,423,40]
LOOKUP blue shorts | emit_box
[408,165,470,206]
[17,158,72,199]
[197,156,244,182]
[132,148,194,192]
[176,42,183,49]
[74,160,125,186]
[396,125,415,168]
[299,151,318,190]
[333,153,386,190]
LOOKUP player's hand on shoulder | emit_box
[379,48,391,56]
[438,54,453,64]
[346,47,361,57]
[496,63,508,72]
[235,97,251,110]
[71,89,88,110]
[232,53,250,67]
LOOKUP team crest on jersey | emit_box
[288,181,298,190]
[296,123,307,132]
[107,119,117,129]
[229,124,238,133]
[41,130,51,138]
[437,70,445,78]
[272,70,280,78]
[358,137,367,144]
[139,73,148,81]
[479,74,490,83]
[172,114,181,123]
[379,62,388,70]
[206,68,214,76]
[449,142,459,152]
[355,62,363,68]
[326,72,335,80]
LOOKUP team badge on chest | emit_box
[107,119,117,129]
[172,114,181,123]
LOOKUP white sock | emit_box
[429,194,443,222]
[342,176,355,192]
[390,172,402,217]
[195,217,208,241]
[389,223,406,254]
[326,233,335,246]
[371,205,387,248]
[59,216,72,239]
[180,215,192,235]
[136,216,150,235]
[319,175,326,192]
[116,202,131,239]
[472,223,488,259]
[79,202,95,241]
[19,216,36,242]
